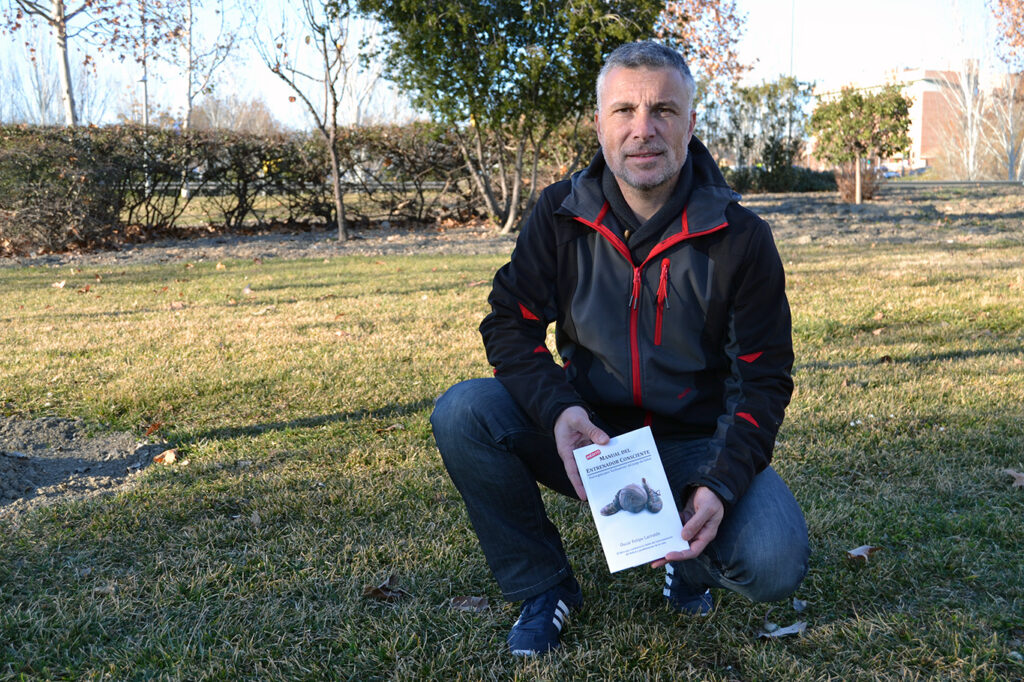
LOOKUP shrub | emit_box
[834,162,883,202]
[0,125,125,254]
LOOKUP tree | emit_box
[172,0,239,131]
[357,0,664,233]
[254,0,372,241]
[809,84,912,204]
[937,61,989,180]
[718,77,812,178]
[991,0,1024,63]
[189,93,284,135]
[1,23,115,124]
[2,1,115,126]
[655,0,749,99]
[983,71,1024,181]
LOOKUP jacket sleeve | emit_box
[479,186,587,432]
[697,214,794,508]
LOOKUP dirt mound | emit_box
[0,416,166,521]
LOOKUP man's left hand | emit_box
[650,486,724,568]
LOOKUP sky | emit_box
[732,0,995,90]
[0,0,1004,129]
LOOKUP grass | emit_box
[1,227,1023,679]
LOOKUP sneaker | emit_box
[664,563,713,615]
[507,577,583,656]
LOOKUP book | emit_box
[573,426,689,573]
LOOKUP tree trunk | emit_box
[855,155,862,205]
[326,136,348,241]
[53,0,78,126]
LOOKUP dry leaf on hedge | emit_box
[757,621,806,639]
[450,596,489,612]
[362,575,411,602]
[1003,469,1024,488]
[847,544,881,562]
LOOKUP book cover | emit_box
[573,426,689,573]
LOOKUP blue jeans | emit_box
[431,378,809,602]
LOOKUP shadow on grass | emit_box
[795,345,1024,372]
[185,398,437,443]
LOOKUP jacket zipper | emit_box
[575,206,728,409]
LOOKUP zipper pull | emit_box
[629,267,642,309]
[657,258,670,310]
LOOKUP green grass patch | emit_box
[1,239,1023,679]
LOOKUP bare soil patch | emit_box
[0,416,168,521]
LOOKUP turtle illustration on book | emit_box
[599,478,663,515]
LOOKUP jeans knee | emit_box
[741,538,810,603]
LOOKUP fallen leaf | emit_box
[1003,469,1024,488]
[847,545,882,562]
[878,355,893,364]
[144,422,162,437]
[153,448,177,465]
[375,423,404,433]
[216,262,226,270]
[871,328,883,336]
[362,575,411,602]
[450,595,489,612]
[52,280,66,288]
[792,598,808,612]
[873,311,884,321]
[169,301,186,310]
[757,621,806,639]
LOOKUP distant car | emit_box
[883,170,900,178]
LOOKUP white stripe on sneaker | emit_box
[552,600,569,630]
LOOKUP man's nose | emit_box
[631,109,656,139]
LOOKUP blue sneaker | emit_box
[664,563,713,615]
[507,577,583,656]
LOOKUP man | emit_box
[430,41,809,657]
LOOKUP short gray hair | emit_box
[596,41,696,109]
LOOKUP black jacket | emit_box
[480,137,794,507]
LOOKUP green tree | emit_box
[354,0,662,233]
[808,84,911,204]
[715,76,812,190]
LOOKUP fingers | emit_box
[553,406,609,500]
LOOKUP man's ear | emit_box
[594,110,603,145]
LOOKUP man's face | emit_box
[595,66,696,194]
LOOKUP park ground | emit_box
[1,184,1022,679]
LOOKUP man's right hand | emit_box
[554,406,610,501]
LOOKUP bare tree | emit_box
[1,0,129,126]
[1,20,115,124]
[983,71,1024,180]
[253,0,378,241]
[173,0,239,131]
[190,92,283,135]
[937,60,990,180]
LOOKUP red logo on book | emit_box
[584,449,601,460]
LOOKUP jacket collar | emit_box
[557,136,739,242]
